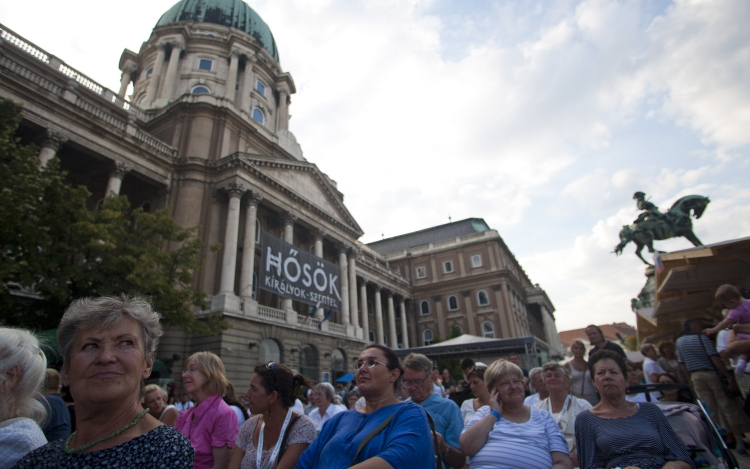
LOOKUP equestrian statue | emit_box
[614,191,710,265]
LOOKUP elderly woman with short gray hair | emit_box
[309,382,345,433]
[460,359,571,469]
[0,327,48,468]
[13,296,194,468]
[534,362,591,467]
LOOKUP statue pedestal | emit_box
[631,266,656,324]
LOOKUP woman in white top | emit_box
[564,340,598,406]
[143,384,178,426]
[534,363,591,467]
[0,328,48,469]
[460,366,490,426]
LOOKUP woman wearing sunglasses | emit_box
[228,362,315,469]
[295,344,434,469]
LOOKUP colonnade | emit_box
[213,182,411,347]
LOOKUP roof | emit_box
[368,218,491,254]
[558,323,636,347]
[394,335,551,360]
[156,0,279,61]
[642,235,750,342]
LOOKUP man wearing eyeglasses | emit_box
[402,353,466,469]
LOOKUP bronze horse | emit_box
[614,195,710,265]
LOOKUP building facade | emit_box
[369,219,564,359]
[0,1,561,387]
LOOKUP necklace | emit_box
[64,408,149,454]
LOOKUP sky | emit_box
[2,0,749,332]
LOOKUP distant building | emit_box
[369,218,564,359]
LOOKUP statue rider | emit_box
[633,191,666,224]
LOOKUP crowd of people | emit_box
[1,285,749,468]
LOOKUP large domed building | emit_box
[0,1,563,386]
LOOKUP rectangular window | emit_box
[145,67,153,78]
[471,254,482,268]
[443,260,454,273]
[256,80,266,96]
[415,266,426,279]
[198,58,213,71]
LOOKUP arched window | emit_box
[423,329,434,346]
[477,290,490,306]
[453,324,464,335]
[420,300,430,316]
[191,85,210,95]
[252,107,265,124]
[482,321,495,338]
[299,344,318,381]
[137,95,147,105]
[447,295,459,311]
[259,338,281,364]
[331,348,346,381]
[368,330,375,343]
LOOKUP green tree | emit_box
[0,98,224,334]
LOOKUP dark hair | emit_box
[461,358,475,370]
[586,324,605,341]
[223,382,249,419]
[683,319,700,334]
[466,366,486,381]
[363,344,403,390]
[253,362,315,408]
[588,349,628,380]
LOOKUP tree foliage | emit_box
[0,98,224,334]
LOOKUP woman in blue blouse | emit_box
[295,344,434,469]
[575,350,693,469]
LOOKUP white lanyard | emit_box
[256,408,293,469]
[546,394,571,425]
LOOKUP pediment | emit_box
[245,157,362,235]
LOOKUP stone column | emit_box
[117,64,136,100]
[433,295,446,339]
[239,192,263,300]
[461,290,477,336]
[491,284,508,338]
[387,292,397,348]
[219,183,246,294]
[145,44,166,106]
[225,51,240,103]
[360,282,370,342]
[348,251,359,329]
[105,162,130,196]
[276,82,290,131]
[399,298,409,349]
[338,245,350,325]
[374,285,384,345]
[38,130,67,167]
[241,55,256,112]
[160,43,183,103]
[313,230,325,319]
[280,213,296,311]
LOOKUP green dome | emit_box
[156,0,279,61]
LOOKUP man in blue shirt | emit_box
[403,353,465,469]
[41,368,71,441]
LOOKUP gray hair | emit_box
[58,296,163,367]
[542,362,570,380]
[315,382,335,401]
[401,353,432,375]
[0,328,48,424]
[528,367,543,381]
[484,359,523,389]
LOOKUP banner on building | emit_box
[258,231,341,312]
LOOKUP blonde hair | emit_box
[143,384,166,400]
[484,359,523,389]
[0,328,47,424]
[185,351,228,396]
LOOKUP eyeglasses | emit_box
[402,379,425,389]
[354,358,387,370]
[182,367,200,376]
